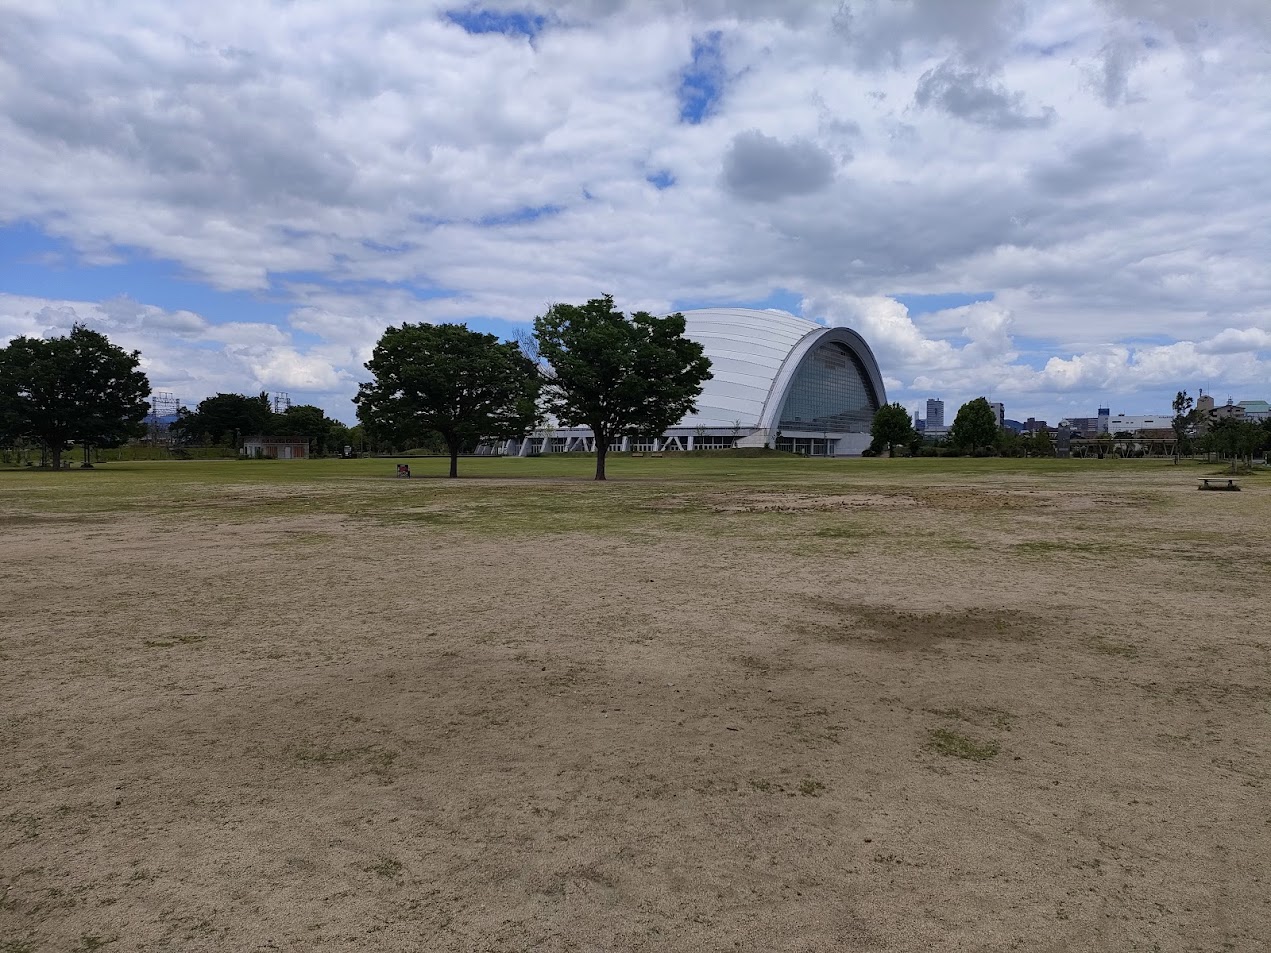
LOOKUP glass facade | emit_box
[777,342,880,433]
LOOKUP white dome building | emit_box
[507,307,887,457]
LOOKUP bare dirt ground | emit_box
[2,461,1269,951]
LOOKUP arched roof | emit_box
[676,308,886,430]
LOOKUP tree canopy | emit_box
[869,402,916,456]
[0,324,150,469]
[534,295,712,480]
[170,392,274,446]
[355,322,540,477]
[1206,416,1266,472]
[949,397,1000,453]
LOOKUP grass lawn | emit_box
[2,455,1268,951]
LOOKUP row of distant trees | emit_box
[169,392,362,457]
[0,297,713,478]
[1171,389,1270,467]
[7,311,1264,475]
[869,392,1271,463]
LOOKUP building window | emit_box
[692,436,737,450]
[778,342,880,433]
[776,437,838,456]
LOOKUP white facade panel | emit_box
[678,308,821,428]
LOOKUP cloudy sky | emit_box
[2,0,1268,424]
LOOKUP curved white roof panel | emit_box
[678,308,888,432]
[678,308,824,428]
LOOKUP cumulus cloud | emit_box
[1197,328,1271,355]
[721,130,837,201]
[1,0,1269,420]
[0,293,352,418]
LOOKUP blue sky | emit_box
[3,0,1269,424]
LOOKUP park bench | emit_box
[1198,478,1240,491]
[631,452,645,457]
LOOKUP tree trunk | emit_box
[443,433,460,478]
[595,437,607,481]
[50,444,61,470]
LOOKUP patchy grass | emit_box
[1089,636,1140,658]
[366,857,404,880]
[927,728,1001,761]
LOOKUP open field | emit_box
[2,456,1269,951]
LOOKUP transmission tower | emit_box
[148,392,180,444]
[272,392,291,414]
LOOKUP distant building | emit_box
[242,436,310,459]
[987,401,1005,428]
[1107,414,1174,434]
[1059,416,1101,437]
[1098,408,1110,434]
[1238,400,1270,421]
[1024,417,1050,433]
[1210,399,1246,422]
[926,398,945,429]
[504,308,887,457]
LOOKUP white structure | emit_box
[502,308,887,458]
[1238,400,1270,421]
[1107,414,1173,433]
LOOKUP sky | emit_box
[1,0,1269,425]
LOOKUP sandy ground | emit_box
[2,463,1269,951]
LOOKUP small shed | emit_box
[242,436,310,459]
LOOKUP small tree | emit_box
[1171,390,1195,464]
[1030,428,1054,458]
[533,296,712,480]
[949,398,999,454]
[355,323,540,478]
[0,324,150,470]
[869,402,916,457]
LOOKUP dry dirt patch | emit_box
[793,603,1045,652]
[2,465,1270,952]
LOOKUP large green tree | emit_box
[869,402,916,456]
[533,296,712,480]
[0,324,150,470]
[355,323,540,478]
[949,397,1000,454]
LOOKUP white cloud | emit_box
[0,293,354,418]
[0,0,1268,420]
